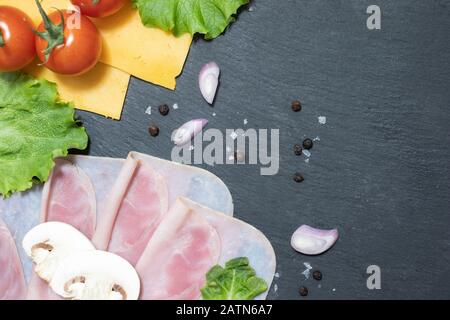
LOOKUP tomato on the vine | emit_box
[34,1,102,76]
[0,6,36,72]
[70,0,127,18]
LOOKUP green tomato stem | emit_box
[92,0,100,5]
[34,0,65,63]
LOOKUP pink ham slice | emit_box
[40,159,96,238]
[136,198,221,300]
[27,159,97,300]
[92,155,169,266]
[172,198,276,300]
[0,218,27,300]
[26,277,59,300]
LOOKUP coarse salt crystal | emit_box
[313,136,320,142]
[302,149,311,157]
[212,112,216,117]
[302,262,313,279]
[173,103,179,110]
[318,116,327,125]
[145,106,152,115]
[305,158,310,164]
[230,131,238,140]
[188,145,194,151]
[244,119,248,125]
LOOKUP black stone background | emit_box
[75,0,450,299]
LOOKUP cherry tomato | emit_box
[70,0,127,18]
[0,6,36,72]
[35,9,102,76]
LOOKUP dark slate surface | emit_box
[76,0,450,299]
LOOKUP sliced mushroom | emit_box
[22,222,95,282]
[50,250,140,300]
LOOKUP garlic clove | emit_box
[171,119,208,146]
[291,225,338,255]
[199,62,220,104]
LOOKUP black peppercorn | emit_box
[299,286,308,297]
[293,144,302,156]
[148,125,159,137]
[293,172,304,183]
[158,104,170,116]
[312,270,322,281]
[291,100,302,112]
[302,138,313,150]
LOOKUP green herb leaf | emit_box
[132,0,250,39]
[0,72,88,197]
[201,257,268,300]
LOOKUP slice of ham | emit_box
[137,197,276,300]
[175,198,276,300]
[136,199,221,300]
[27,159,97,300]
[40,159,96,238]
[92,155,169,266]
[129,152,233,216]
[26,277,59,300]
[0,218,27,300]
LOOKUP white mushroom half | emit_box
[22,222,95,282]
[50,250,141,300]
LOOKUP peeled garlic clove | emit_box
[291,225,338,255]
[171,119,208,146]
[199,62,220,104]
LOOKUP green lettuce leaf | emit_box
[201,257,268,300]
[132,0,250,39]
[0,72,88,197]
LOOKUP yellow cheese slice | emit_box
[94,3,192,89]
[25,61,130,120]
[1,0,192,89]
